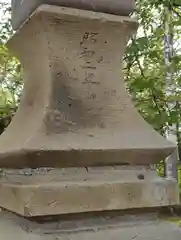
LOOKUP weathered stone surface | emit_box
[11,0,135,29]
[0,167,179,217]
[0,5,175,168]
[0,4,180,239]
[0,210,181,239]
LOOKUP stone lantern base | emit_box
[0,4,180,240]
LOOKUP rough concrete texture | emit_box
[0,166,179,216]
[0,210,181,239]
[11,0,135,29]
[0,5,175,168]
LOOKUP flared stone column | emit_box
[0,5,175,168]
[0,3,180,240]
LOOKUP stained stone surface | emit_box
[11,0,135,29]
[0,210,181,239]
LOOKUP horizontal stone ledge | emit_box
[18,4,138,29]
[0,173,178,217]
[12,1,136,30]
[0,147,175,169]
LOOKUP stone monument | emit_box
[0,0,180,239]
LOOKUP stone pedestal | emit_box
[0,3,180,240]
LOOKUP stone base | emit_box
[0,209,181,239]
[0,167,179,217]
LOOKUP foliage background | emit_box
[0,0,181,191]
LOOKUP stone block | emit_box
[0,167,179,217]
